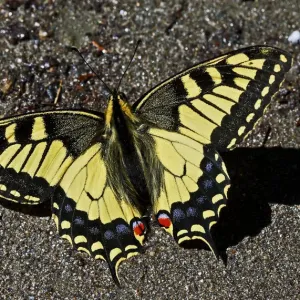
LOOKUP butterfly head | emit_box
[104,90,138,130]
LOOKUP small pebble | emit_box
[288,30,300,44]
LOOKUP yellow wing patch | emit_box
[31,117,48,140]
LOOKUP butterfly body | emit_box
[103,91,161,208]
[0,46,292,285]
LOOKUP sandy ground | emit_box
[0,0,300,299]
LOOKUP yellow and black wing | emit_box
[148,128,230,254]
[0,110,102,204]
[0,110,146,285]
[134,46,292,151]
[52,143,146,285]
[134,46,292,250]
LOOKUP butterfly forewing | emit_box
[134,46,292,151]
[0,111,102,204]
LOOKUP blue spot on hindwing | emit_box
[187,207,198,217]
[173,209,185,222]
[205,162,213,172]
[104,230,115,240]
[116,224,130,235]
[65,204,73,213]
[89,226,100,235]
[203,179,213,190]
[196,195,207,204]
[74,217,84,226]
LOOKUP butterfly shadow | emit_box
[212,146,300,254]
[0,198,51,217]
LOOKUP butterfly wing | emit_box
[0,110,103,204]
[134,46,292,151]
[136,46,291,250]
[148,128,230,253]
[0,110,146,285]
[53,143,146,285]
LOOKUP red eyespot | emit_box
[132,220,145,236]
[157,213,172,228]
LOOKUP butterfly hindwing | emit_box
[149,128,230,252]
[0,110,102,204]
[134,46,292,151]
[52,143,146,285]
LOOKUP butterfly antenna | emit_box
[117,39,142,92]
[70,47,113,95]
